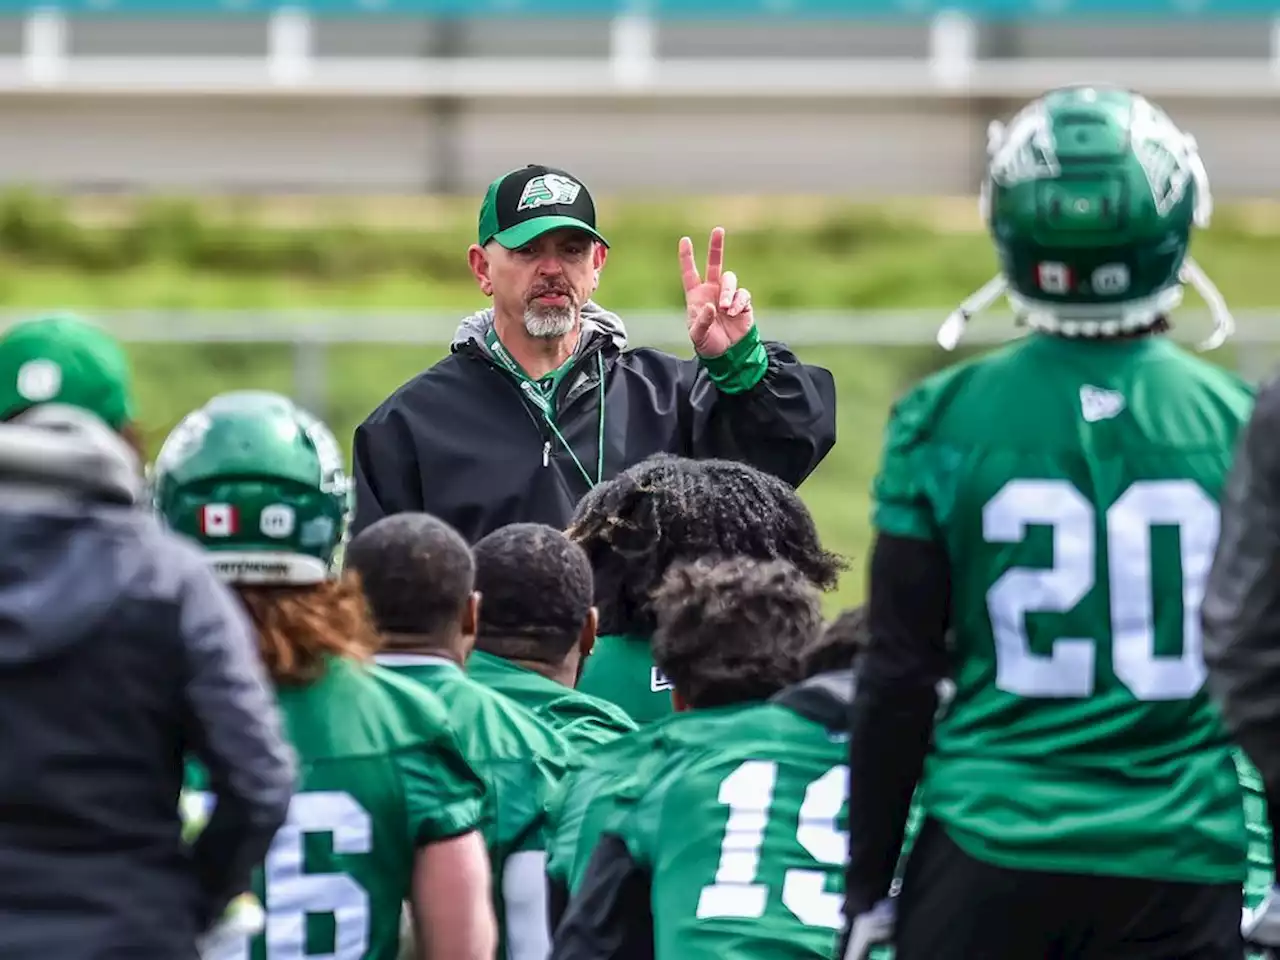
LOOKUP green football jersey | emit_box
[545,725,666,896]
[874,332,1254,883]
[375,652,573,959]
[189,655,487,960]
[610,703,848,960]
[1237,750,1275,921]
[577,634,674,726]
[468,649,639,750]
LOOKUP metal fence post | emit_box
[292,335,330,420]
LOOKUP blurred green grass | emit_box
[5,194,1276,613]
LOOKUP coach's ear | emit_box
[671,689,690,713]
[468,244,495,297]
[579,606,598,661]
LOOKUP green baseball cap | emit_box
[0,314,135,430]
[477,164,609,250]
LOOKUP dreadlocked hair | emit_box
[652,556,821,709]
[566,454,846,636]
[235,573,381,686]
[801,605,869,678]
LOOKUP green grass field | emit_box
[9,194,1278,612]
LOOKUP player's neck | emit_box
[379,632,464,665]
[509,656,577,689]
[492,313,579,380]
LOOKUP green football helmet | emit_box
[940,85,1232,351]
[151,390,351,585]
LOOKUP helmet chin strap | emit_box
[937,259,1234,353]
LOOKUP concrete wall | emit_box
[0,16,1269,196]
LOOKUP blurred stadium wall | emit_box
[0,0,1274,195]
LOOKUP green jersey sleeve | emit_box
[872,381,953,541]
[396,729,487,844]
[1236,750,1275,913]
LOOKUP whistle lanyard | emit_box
[485,328,606,489]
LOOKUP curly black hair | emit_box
[652,556,822,709]
[801,605,869,678]
[345,512,475,641]
[566,454,846,636]
[472,522,594,663]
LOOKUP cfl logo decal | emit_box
[260,504,296,539]
[1091,264,1131,295]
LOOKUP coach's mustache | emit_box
[527,283,573,301]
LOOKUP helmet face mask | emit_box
[939,85,1232,351]
[151,390,351,586]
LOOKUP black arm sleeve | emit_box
[1203,377,1280,800]
[685,341,837,487]
[844,532,951,920]
[548,872,570,937]
[550,834,654,960]
[351,410,421,539]
[178,553,296,927]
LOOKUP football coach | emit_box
[351,164,837,543]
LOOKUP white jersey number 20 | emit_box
[984,478,1219,701]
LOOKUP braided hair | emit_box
[567,454,845,636]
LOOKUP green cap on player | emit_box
[0,314,135,430]
[477,164,609,250]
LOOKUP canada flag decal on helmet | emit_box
[1036,262,1073,295]
[200,503,239,538]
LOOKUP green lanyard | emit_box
[486,327,606,489]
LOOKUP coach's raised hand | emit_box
[680,226,755,359]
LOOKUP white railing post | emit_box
[929,9,977,90]
[268,6,313,85]
[610,2,656,89]
[1271,15,1280,79]
[23,6,66,85]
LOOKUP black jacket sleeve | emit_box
[1203,376,1280,799]
[548,871,571,938]
[351,407,422,538]
[550,834,654,960]
[845,533,951,921]
[177,552,296,927]
[685,338,837,487]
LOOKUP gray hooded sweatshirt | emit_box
[0,406,295,957]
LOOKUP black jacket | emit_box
[1204,376,1280,809]
[351,304,837,542]
[0,407,295,958]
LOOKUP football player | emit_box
[568,453,845,725]
[469,522,638,749]
[153,390,496,960]
[552,556,845,960]
[346,512,574,960]
[844,85,1255,960]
